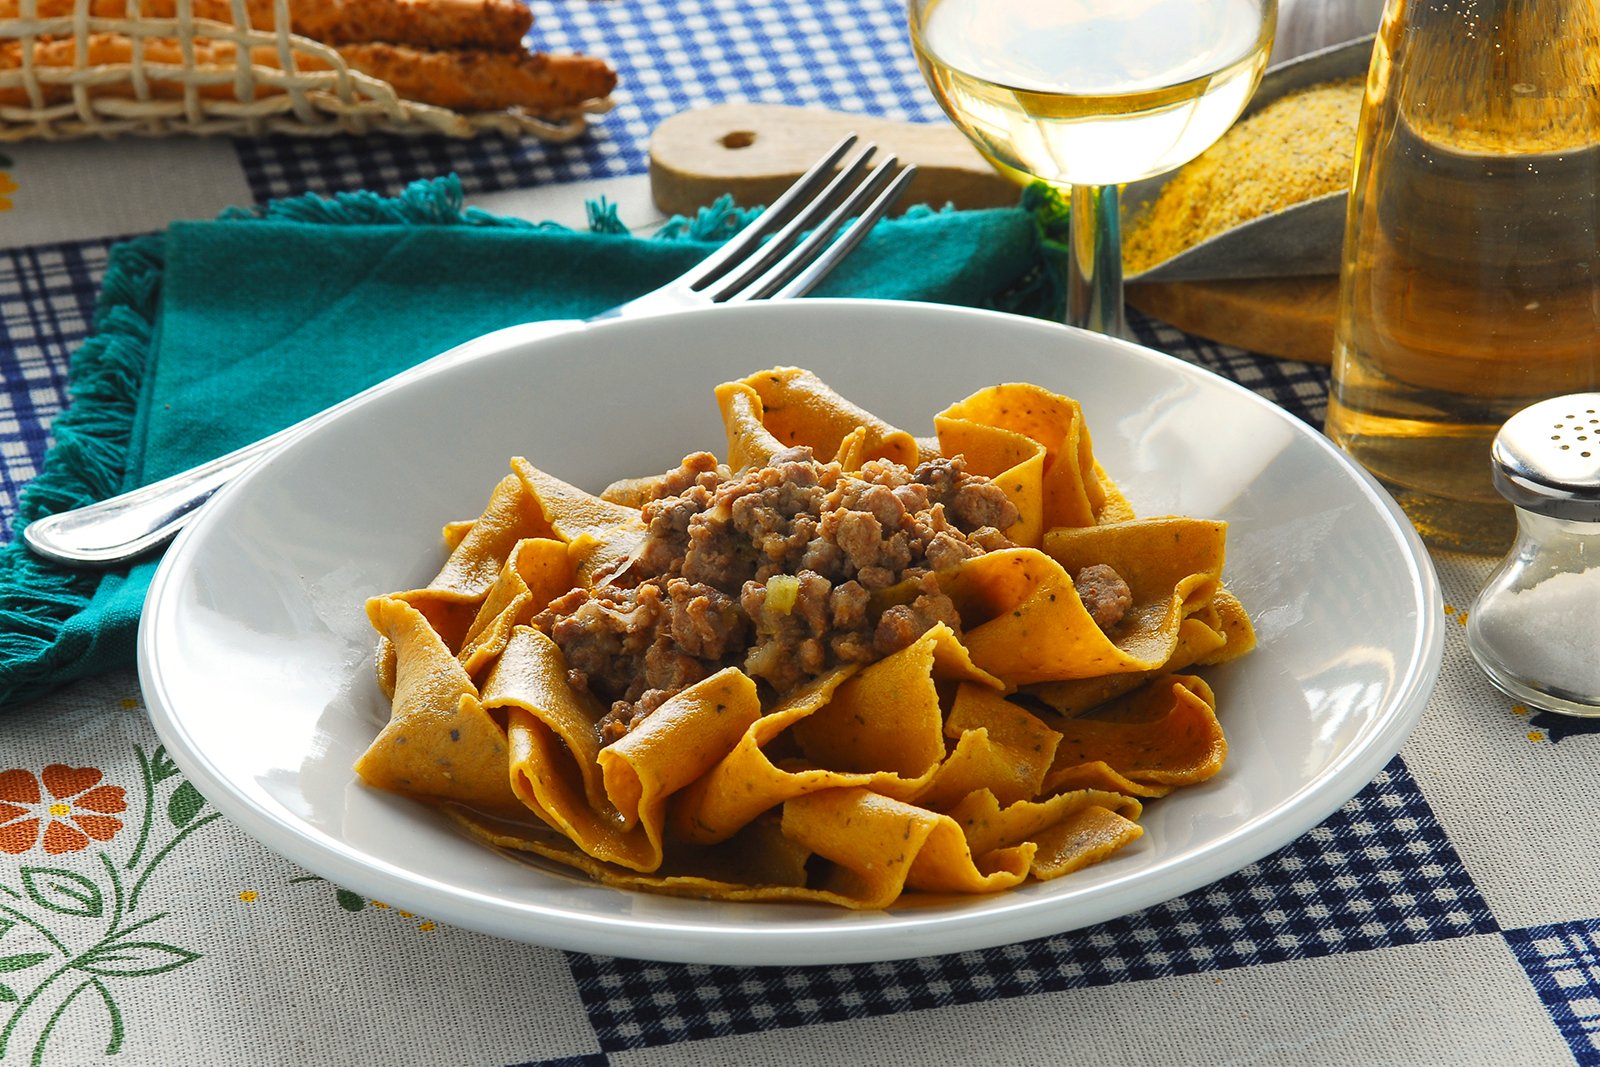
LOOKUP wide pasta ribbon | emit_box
[734,366,921,467]
[672,623,1001,844]
[446,809,821,901]
[452,783,1144,911]
[479,627,765,872]
[782,785,1143,908]
[1040,674,1227,798]
[940,522,1223,686]
[355,595,526,820]
[1025,587,1256,716]
[915,682,1064,811]
[386,459,643,659]
[935,383,1134,545]
[456,536,574,678]
[388,472,546,652]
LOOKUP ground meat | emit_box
[873,572,964,655]
[1075,562,1133,633]
[538,446,1022,742]
[632,453,729,577]
[536,577,747,745]
[653,451,727,499]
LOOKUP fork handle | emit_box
[22,319,586,568]
[24,429,294,567]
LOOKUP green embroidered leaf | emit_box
[149,746,180,784]
[0,917,14,940]
[0,983,16,1002]
[73,941,200,978]
[0,952,50,973]
[167,781,206,827]
[336,889,366,912]
[20,868,105,918]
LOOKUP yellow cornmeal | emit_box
[1123,76,1364,274]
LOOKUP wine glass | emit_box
[909,0,1278,337]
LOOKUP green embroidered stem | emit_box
[0,903,68,956]
[98,853,126,935]
[125,746,157,870]
[32,978,92,1067]
[101,911,170,944]
[87,979,124,1055]
[126,812,220,910]
[0,963,69,1056]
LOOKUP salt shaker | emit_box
[1466,394,1600,717]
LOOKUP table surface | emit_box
[3,3,1599,1066]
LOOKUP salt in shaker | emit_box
[1466,393,1600,716]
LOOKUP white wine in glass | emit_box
[909,0,1277,335]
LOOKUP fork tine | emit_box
[716,159,919,304]
[668,134,859,293]
[696,144,881,299]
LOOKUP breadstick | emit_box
[0,32,616,112]
[297,0,532,51]
[0,32,237,106]
[0,0,534,52]
[335,41,615,113]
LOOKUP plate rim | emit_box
[137,298,1444,965]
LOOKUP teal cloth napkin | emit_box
[0,175,1068,709]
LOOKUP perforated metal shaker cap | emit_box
[1491,393,1600,521]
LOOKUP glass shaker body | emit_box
[1467,509,1600,716]
[1325,0,1600,555]
[1466,393,1600,716]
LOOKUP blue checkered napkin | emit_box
[1508,923,1600,1065]
[566,757,1494,1054]
[235,0,946,204]
[0,240,114,540]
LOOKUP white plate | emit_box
[139,300,1443,965]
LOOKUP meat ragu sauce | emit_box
[531,446,1132,744]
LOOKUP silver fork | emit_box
[23,136,917,568]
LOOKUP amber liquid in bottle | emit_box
[1325,0,1600,555]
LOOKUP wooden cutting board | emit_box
[648,103,1338,364]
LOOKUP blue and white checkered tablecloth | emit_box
[3,3,1599,1066]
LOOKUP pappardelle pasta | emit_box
[355,368,1255,909]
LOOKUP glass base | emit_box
[1467,635,1600,718]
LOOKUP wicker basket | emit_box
[0,0,610,142]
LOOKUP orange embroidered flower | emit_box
[0,765,127,854]
[0,170,15,212]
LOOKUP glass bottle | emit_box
[1324,0,1600,556]
[1467,393,1600,716]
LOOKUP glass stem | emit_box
[1067,183,1127,338]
